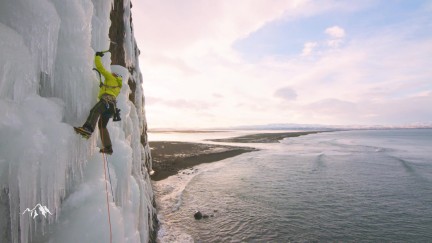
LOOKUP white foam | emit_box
[152,156,242,242]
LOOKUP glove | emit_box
[95,51,104,57]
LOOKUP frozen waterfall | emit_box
[0,0,156,242]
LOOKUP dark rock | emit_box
[202,214,209,219]
[194,211,203,220]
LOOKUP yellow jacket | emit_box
[95,56,122,99]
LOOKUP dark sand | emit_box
[207,131,323,143]
[150,141,257,181]
[150,131,325,181]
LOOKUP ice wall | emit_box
[0,0,155,242]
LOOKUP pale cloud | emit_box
[146,97,212,110]
[325,26,345,39]
[213,93,224,98]
[412,90,432,98]
[262,27,432,125]
[423,1,432,12]
[133,0,364,60]
[132,0,309,59]
[274,87,298,101]
[305,98,357,115]
[294,94,432,125]
[301,42,318,56]
[131,1,432,128]
[373,93,432,124]
[143,55,199,76]
[325,26,345,48]
[327,39,343,48]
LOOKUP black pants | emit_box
[84,96,115,148]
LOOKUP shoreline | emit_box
[207,131,326,143]
[150,130,327,242]
[149,131,326,181]
[150,141,257,181]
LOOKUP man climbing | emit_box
[74,51,123,155]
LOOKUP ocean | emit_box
[151,129,432,242]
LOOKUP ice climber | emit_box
[74,51,123,155]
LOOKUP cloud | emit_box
[212,93,224,98]
[146,97,212,110]
[301,42,318,56]
[325,26,345,48]
[325,26,345,38]
[306,98,357,114]
[300,26,347,57]
[132,1,432,128]
[361,93,432,124]
[132,0,308,58]
[274,87,298,101]
[143,55,199,76]
[423,1,432,12]
[265,23,432,124]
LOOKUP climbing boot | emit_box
[74,125,92,139]
[100,146,113,155]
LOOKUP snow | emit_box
[0,1,155,243]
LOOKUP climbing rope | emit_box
[100,113,115,202]
[102,152,113,243]
[106,156,115,203]
[100,129,113,243]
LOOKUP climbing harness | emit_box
[101,95,121,122]
[93,69,122,122]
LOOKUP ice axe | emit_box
[98,41,117,54]
[93,67,103,87]
[92,50,105,87]
[95,49,109,57]
[97,41,116,55]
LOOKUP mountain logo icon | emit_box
[22,204,52,219]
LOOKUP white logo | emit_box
[22,204,52,219]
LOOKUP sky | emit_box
[131,0,432,129]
